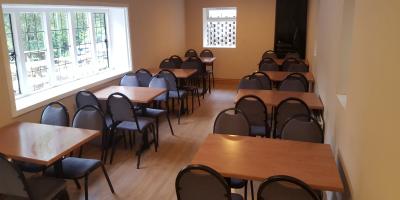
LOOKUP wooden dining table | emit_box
[192,134,344,192]
[235,89,324,110]
[0,122,100,175]
[261,71,315,91]
[94,86,166,104]
[148,68,198,79]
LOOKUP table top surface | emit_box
[94,86,166,104]
[261,71,315,82]
[0,122,100,166]
[200,57,216,63]
[192,134,343,192]
[148,68,197,79]
[236,89,323,110]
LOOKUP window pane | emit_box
[208,9,236,19]
[75,12,94,77]
[3,13,21,95]
[20,12,50,92]
[93,13,109,72]
[50,12,74,83]
[204,8,237,48]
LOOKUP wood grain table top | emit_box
[261,71,315,83]
[200,57,216,63]
[94,86,166,104]
[236,89,323,110]
[148,68,197,79]
[0,122,100,166]
[192,134,343,192]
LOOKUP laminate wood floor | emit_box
[68,81,258,200]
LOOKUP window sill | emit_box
[12,68,130,117]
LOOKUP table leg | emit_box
[54,159,64,178]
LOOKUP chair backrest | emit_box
[0,153,31,199]
[235,95,269,137]
[262,50,277,59]
[238,75,263,90]
[200,49,214,58]
[182,56,204,74]
[158,69,178,91]
[287,73,308,91]
[259,58,280,71]
[149,75,169,101]
[120,72,139,87]
[107,93,140,130]
[257,175,320,200]
[170,55,183,67]
[281,58,299,69]
[76,90,101,110]
[160,58,178,69]
[278,75,307,92]
[274,98,310,138]
[135,68,153,87]
[40,102,69,126]
[213,108,250,136]
[281,115,324,143]
[72,105,106,132]
[252,71,273,90]
[286,62,309,72]
[185,49,198,58]
[284,52,301,60]
[176,164,232,200]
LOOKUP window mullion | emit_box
[43,12,56,87]
[68,12,79,80]
[12,11,29,95]
[88,12,97,74]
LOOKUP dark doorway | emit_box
[274,0,308,58]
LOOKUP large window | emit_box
[203,7,237,48]
[2,5,131,114]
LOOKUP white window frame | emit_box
[1,4,132,116]
[203,7,237,48]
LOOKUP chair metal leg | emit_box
[244,181,248,200]
[172,98,175,113]
[155,119,159,148]
[78,146,83,158]
[84,176,89,200]
[166,102,174,135]
[196,88,201,106]
[191,91,194,113]
[101,164,115,194]
[177,98,182,124]
[208,73,211,94]
[73,179,81,189]
[250,180,254,200]
[128,131,133,150]
[122,132,128,149]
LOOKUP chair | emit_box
[284,52,301,59]
[17,102,70,173]
[135,68,153,87]
[176,164,243,200]
[274,98,311,138]
[213,108,250,199]
[200,49,215,88]
[262,50,277,59]
[107,92,156,168]
[281,114,324,143]
[160,58,178,69]
[258,57,279,71]
[235,95,270,138]
[281,58,308,72]
[120,72,139,87]
[278,74,308,92]
[252,71,273,90]
[75,90,113,129]
[184,49,198,58]
[0,153,69,200]
[141,76,174,147]
[158,69,188,124]
[238,75,262,90]
[45,105,115,200]
[181,56,202,110]
[170,55,183,67]
[257,175,321,200]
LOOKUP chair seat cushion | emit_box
[169,90,187,98]
[143,108,166,118]
[231,193,244,200]
[251,125,269,137]
[26,176,66,200]
[116,117,154,131]
[229,178,247,188]
[45,157,101,179]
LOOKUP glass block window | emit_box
[203,7,237,48]
[93,13,109,72]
